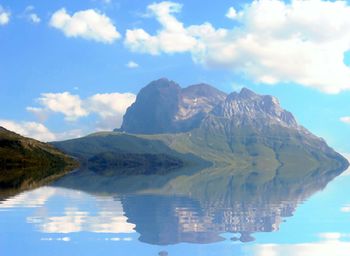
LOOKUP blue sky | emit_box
[0,0,350,153]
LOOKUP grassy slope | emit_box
[0,127,78,189]
[53,103,349,197]
[52,132,210,170]
[54,122,348,187]
[142,126,347,195]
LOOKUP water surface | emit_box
[1,165,350,256]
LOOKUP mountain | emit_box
[121,79,300,133]
[120,78,227,134]
[55,78,348,176]
[0,127,77,190]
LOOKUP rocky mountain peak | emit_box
[121,79,301,134]
[213,88,298,129]
[138,78,181,99]
[121,79,227,134]
[182,83,227,99]
[238,87,258,99]
[121,78,181,134]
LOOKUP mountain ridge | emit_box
[120,78,227,134]
[55,78,348,177]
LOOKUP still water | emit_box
[1,164,350,256]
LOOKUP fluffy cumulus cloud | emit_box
[85,92,136,129]
[125,1,197,54]
[50,8,120,43]
[0,120,56,142]
[125,0,350,94]
[0,119,85,142]
[226,7,238,20]
[0,6,10,25]
[126,61,139,68]
[32,92,88,121]
[27,91,136,130]
[11,91,135,141]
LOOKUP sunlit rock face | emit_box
[121,78,302,134]
[212,88,298,129]
[120,78,227,134]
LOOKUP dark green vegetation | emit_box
[0,127,77,190]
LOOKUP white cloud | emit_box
[125,0,350,94]
[29,13,41,23]
[24,6,41,24]
[226,7,238,20]
[26,107,49,123]
[0,119,84,142]
[28,91,136,130]
[50,8,120,43]
[0,120,56,142]
[126,61,139,68]
[9,91,135,141]
[125,1,197,54]
[35,92,88,121]
[340,116,350,124]
[86,92,136,129]
[0,6,10,25]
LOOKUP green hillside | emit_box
[52,131,210,176]
[0,127,77,190]
[53,123,348,182]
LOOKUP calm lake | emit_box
[1,163,350,256]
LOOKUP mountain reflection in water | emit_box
[48,164,345,245]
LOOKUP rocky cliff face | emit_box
[212,88,298,129]
[118,78,348,172]
[121,78,182,134]
[120,79,301,134]
[120,78,227,134]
